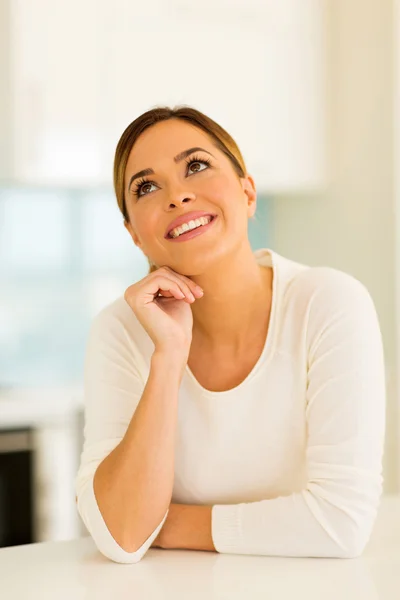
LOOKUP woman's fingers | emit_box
[160,266,203,298]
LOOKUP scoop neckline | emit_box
[184,248,279,397]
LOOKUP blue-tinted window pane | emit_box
[81,191,142,271]
[0,190,70,272]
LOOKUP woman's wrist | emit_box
[153,343,190,364]
[151,346,190,380]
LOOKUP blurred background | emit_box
[0,0,399,548]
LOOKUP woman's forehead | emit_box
[129,120,214,160]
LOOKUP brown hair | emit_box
[113,105,252,274]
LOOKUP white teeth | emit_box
[170,216,212,238]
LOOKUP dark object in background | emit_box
[0,429,34,547]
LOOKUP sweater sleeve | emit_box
[211,268,386,558]
[75,306,169,564]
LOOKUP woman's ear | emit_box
[241,174,257,218]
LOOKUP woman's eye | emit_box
[141,182,156,195]
[134,180,157,197]
[187,160,209,174]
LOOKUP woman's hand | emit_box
[124,266,204,354]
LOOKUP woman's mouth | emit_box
[166,216,217,243]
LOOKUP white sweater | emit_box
[75,247,386,564]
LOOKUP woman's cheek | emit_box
[132,214,156,243]
[201,177,230,202]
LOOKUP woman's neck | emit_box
[190,254,273,351]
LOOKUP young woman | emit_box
[75,106,386,564]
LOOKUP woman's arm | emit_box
[151,503,215,551]
[93,349,187,552]
[75,307,188,563]
[209,269,386,558]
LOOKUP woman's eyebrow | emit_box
[127,147,215,190]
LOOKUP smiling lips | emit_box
[165,210,217,238]
[166,215,217,243]
[169,215,213,238]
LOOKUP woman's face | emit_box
[123,118,257,275]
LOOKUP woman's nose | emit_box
[167,188,196,207]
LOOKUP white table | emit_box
[0,495,399,600]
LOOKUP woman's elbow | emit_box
[76,507,147,564]
[96,543,146,564]
[335,538,365,559]
[330,521,372,559]
[306,485,379,559]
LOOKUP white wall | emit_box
[269,0,398,492]
[0,0,13,179]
